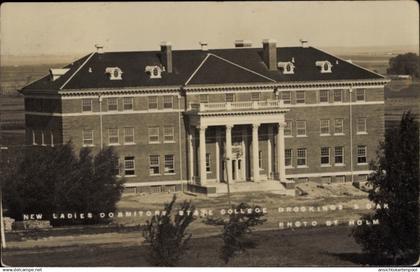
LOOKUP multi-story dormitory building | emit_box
[20,39,389,196]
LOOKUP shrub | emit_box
[143,194,195,266]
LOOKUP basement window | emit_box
[315,61,333,73]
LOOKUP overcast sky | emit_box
[1,1,418,55]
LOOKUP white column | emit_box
[199,125,207,185]
[277,123,286,181]
[267,125,273,179]
[241,127,247,181]
[215,128,221,182]
[252,123,260,182]
[188,127,194,182]
[225,125,233,184]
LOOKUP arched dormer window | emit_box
[277,61,295,74]
[145,65,162,79]
[315,61,333,73]
[105,67,123,80]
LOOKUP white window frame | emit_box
[297,148,307,167]
[251,92,260,101]
[357,118,368,134]
[335,176,346,183]
[296,91,305,104]
[258,150,263,170]
[123,97,134,111]
[225,93,235,102]
[320,147,331,166]
[148,127,160,144]
[333,90,343,103]
[108,128,119,145]
[163,96,173,109]
[281,91,291,104]
[164,154,175,175]
[148,96,158,109]
[199,94,209,103]
[319,90,329,103]
[123,127,135,145]
[149,155,160,175]
[124,156,135,176]
[81,99,93,112]
[356,89,366,101]
[206,153,211,173]
[320,119,330,135]
[107,97,118,111]
[334,146,345,166]
[334,118,344,135]
[357,145,368,165]
[296,120,307,137]
[285,149,293,168]
[284,120,293,137]
[163,126,175,143]
[82,129,94,146]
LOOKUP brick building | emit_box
[20,40,389,195]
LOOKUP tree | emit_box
[205,203,266,263]
[143,195,195,266]
[352,111,419,264]
[1,143,124,225]
[387,53,419,78]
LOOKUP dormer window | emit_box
[49,68,70,81]
[105,67,123,80]
[316,61,333,73]
[277,61,295,74]
[145,66,162,79]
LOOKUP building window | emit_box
[206,153,211,173]
[319,90,329,103]
[336,176,346,183]
[123,97,133,111]
[163,126,175,143]
[297,148,307,167]
[357,118,367,134]
[164,155,175,174]
[298,177,309,183]
[149,155,160,175]
[81,99,92,112]
[108,128,119,145]
[148,127,160,143]
[296,91,305,104]
[113,157,120,176]
[107,97,118,111]
[320,119,330,135]
[225,93,235,102]
[285,149,292,167]
[148,96,158,109]
[258,151,263,169]
[163,96,173,109]
[124,127,135,144]
[284,120,293,136]
[321,147,330,166]
[359,174,368,181]
[199,94,209,103]
[124,156,135,176]
[357,145,367,164]
[321,176,332,183]
[356,89,365,101]
[334,118,344,134]
[251,92,260,101]
[333,90,343,102]
[281,91,291,104]
[296,120,307,136]
[82,129,94,146]
[334,146,344,165]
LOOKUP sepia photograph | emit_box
[0,1,419,269]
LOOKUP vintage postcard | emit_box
[0,1,418,269]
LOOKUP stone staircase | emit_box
[210,180,294,196]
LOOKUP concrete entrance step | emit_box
[212,180,290,195]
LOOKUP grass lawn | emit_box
[2,183,386,266]
[3,226,372,267]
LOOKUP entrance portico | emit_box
[186,100,293,194]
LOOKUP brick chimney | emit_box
[160,41,172,73]
[262,39,277,71]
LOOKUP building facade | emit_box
[20,40,389,195]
